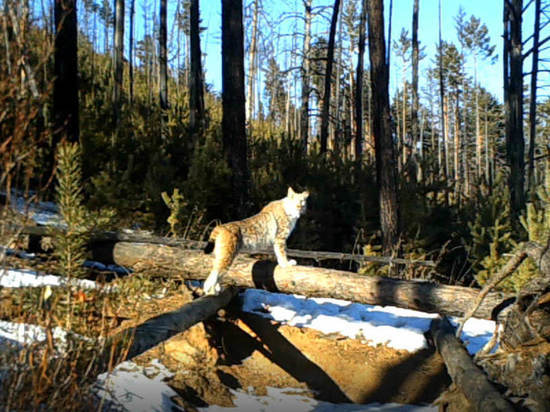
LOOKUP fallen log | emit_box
[430,316,515,411]
[99,287,237,371]
[12,224,437,267]
[92,241,513,319]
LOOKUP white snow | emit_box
[240,289,496,354]
[0,320,69,349]
[0,268,99,289]
[94,360,184,412]
[200,387,437,412]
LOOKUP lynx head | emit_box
[283,187,309,218]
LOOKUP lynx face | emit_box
[283,187,309,219]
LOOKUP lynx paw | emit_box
[203,273,221,295]
[279,259,297,267]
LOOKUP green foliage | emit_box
[53,142,89,278]
[467,177,536,292]
[161,188,205,238]
[53,142,115,278]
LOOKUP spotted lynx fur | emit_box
[202,187,309,295]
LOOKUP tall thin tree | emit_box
[113,0,124,129]
[411,0,419,180]
[354,0,367,160]
[222,0,249,216]
[159,0,168,139]
[189,0,205,142]
[319,0,341,154]
[504,0,525,221]
[300,0,312,153]
[367,0,400,256]
[527,0,541,193]
[246,0,259,125]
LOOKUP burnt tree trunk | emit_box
[319,0,341,154]
[222,0,249,216]
[91,241,513,319]
[367,0,400,256]
[54,0,79,144]
[504,0,526,221]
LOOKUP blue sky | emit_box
[197,0,510,102]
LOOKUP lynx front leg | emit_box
[273,238,296,267]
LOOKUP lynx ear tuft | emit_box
[287,187,296,197]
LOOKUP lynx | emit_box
[202,187,309,295]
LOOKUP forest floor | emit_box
[120,289,449,410]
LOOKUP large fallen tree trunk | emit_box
[13,224,436,267]
[430,316,515,411]
[92,241,513,319]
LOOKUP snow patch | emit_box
[200,387,437,412]
[94,360,183,411]
[240,289,495,354]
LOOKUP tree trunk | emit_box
[53,0,79,145]
[159,0,168,138]
[129,0,135,103]
[91,241,513,319]
[300,0,312,153]
[528,0,541,193]
[430,317,515,411]
[189,0,205,143]
[367,0,400,256]
[246,0,259,125]
[222,0,249,216]
[438,0,447,180]
[354,0,367,161]
[319,0,341,154]
[411,0,419,180]
[113,0,124,129]
[504,0,525,222]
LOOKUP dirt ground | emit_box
[137,297,450,410]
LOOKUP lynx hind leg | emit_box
[203,228,240,295]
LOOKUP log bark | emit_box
[92,241,513,319]
[430,316,515,411]
[12,224,437,267]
